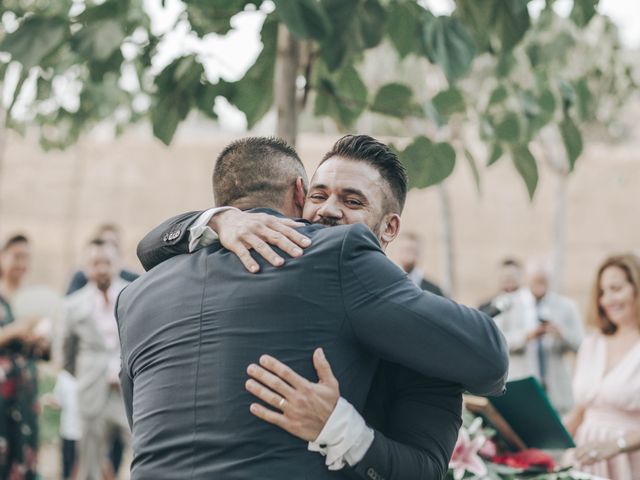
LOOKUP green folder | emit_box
[489,376,575,450]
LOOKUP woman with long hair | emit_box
[565,254,640,480]
[0,235,47,479]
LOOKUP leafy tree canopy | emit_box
[0,0,636,196]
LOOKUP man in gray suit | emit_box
[63,239,130,480]
[117,137,508,479]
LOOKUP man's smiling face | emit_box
[302,156,389,238]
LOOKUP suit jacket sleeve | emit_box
[346,372,463,480]
[65,270,87,296]
[115,291,134,430]
[136,211,203,271]
[339,224,509,396]
[61,304,78,376]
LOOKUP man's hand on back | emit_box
[245,348,340,442]
[210,210,312,273]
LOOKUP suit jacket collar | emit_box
[245,207,310,225]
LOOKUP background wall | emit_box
[1,111,638,310]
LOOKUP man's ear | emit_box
[380,214,401,245]
[294,177,306,212]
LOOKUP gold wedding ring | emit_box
[278,397,286,409]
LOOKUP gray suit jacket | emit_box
[118,210,508,479]
[63,278,128,418]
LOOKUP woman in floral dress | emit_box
[0,235,48,480]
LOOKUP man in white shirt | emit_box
[63,239,130,480]
[494,259,583,414]
[51,370,81,480]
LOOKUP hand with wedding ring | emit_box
[575,439,622,465]
[245,348,340,442]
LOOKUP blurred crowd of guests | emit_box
[0,225,136,480]
[391,234,640,480]
[0,224,638,479]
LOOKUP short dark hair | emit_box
[501,258,522,269]
[213,137,307,209]
[320,135,407,213]
[2,234,29,251]
[96,223,120,237]
[88,238,108,248]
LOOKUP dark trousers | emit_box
[109,432,123,474]
[61,438,76,480]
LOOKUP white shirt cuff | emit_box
[308,397,375,471]
[188,207,238,252]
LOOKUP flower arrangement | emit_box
[447,412,596,480]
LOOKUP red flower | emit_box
[491,449,556,472]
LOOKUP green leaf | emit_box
[274,0,331,40]
[386,1,422,58]
[399,136,456,189]
[464,148,481,193]
[511,145,538,200]
[370,83,416,118]
[495,112,520,142]
[75,0,130,24]
[527,32,576,67]
[454,0,530,53]
[87,48,124,82]
[36,76,53,101]
[570,0,599,27]
[530,87,556,132]
[487,143,503,166]
[319,0,360,70]
[319,0,386,70]
[453,0,494,52]
[71,20,126,62]
[195,84,220,120]
[359,0,387,48]
[422,16,476,83]
[558,79,576,114]
[151,55,205,145]
[559,115,582,171]
[185,1,263,36]
[431,87,465,120]
[314,63,367,128]
[489,85,508,106]
[538,88,556,117]
[0,16,68,69]
[496,52,516,77]
[493,0,531,52]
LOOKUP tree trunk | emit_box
[540,127,570,293]
[274,24,300,147]
[551,172,568,293]
[438,183,456,297]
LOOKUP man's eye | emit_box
[309,194,326,201]
[345,199,363,207]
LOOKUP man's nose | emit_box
[317,198,343,219]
